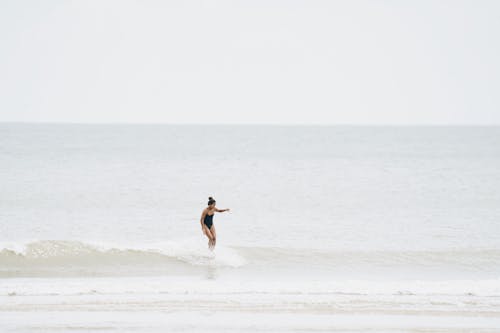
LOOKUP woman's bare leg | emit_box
[210,225,216,249]
[204,227,214,250]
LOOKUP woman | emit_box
[200,196,230,250]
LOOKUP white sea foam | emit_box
[2,276,500,297]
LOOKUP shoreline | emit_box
[2,276,500,332]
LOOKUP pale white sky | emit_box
[0,0,499,125]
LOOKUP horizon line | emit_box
[0,121,499,127]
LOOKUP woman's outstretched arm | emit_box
[215,207,230,212]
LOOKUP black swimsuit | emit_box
[204,213,214,229]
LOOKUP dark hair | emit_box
[208,196,216,205]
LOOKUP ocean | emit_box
[1,123,500,332]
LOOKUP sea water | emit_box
[1,123,500,332]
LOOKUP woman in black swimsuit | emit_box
[200,196,230,250]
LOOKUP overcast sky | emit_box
[0,0,498,125]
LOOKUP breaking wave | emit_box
[1,239,500,278]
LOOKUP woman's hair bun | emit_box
[208,196,214,200]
